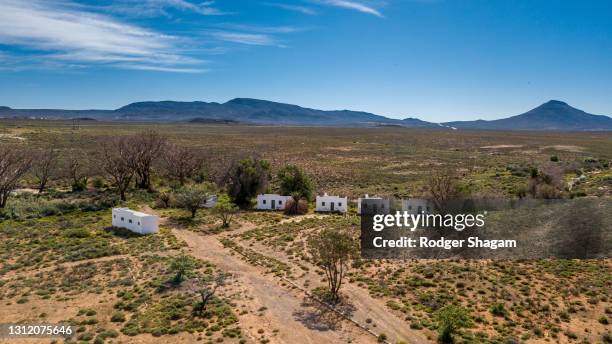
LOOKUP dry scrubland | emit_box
[0,120,611,344]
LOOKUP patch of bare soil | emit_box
[0,133,26,141]
[541,144,585,152]
[173,227,375,344]
[480,144,524,149]
[242,231,431,344]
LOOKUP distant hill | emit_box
[1,98,610,130]
[444,100,612,131]
[0,98,435,127]
[401,117,440,128]
[114,98,419,126]
[187,117,240,125]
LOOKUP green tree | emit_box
[277,165,314,215]
[174,183,213,218]
[169,254,196,284]
[434,305,471,343]
[211,195,239,228]
[190,273,227,315]
[308,228,357,303]
[222,157,270,207]
[277,164,314,200]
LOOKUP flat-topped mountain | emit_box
[114,98,422,126]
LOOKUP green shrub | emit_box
[121,320,140,336]
[111,312,126,323]
[490,303,507,317]
[434,305,471,343]
[92,177,105,189]
[78,332,94,341]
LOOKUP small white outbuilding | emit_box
[357,194,390,215]
[315,193,347,213]
[401,198,433,214]
[256,194,291,210]
[201,195,218,208]
[112,208,159,235]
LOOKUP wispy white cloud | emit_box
[207,23,308,47]
[216,23,308,34]
[98,0,227,17]
[265,2,317,15]
[154,0,224,15]
[208,31,278,46]
[313,0,384,17]
[117,64,208,73]
[0,0,206,72]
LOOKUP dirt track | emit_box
[173,227,372,343]
[172,221,431,344]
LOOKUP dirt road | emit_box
[173,227,375,344]
[172,216,432,344]
[245,232,431,344]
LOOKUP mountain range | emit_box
[1,98,611,131]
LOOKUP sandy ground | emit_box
[172,215,431,344]
[540,144,585,152]
[174,227,375,343]
[240,228,431,344]
[480,144,524,149]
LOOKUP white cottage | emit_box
[256,194,291,210]
[316,193,347,213]
[357,194,390,215]
[201,195,218,208]
[401,198,433,214]
[112,208,159,235]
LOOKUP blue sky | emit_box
[0,0,611,122]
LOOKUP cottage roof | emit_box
[113,208,155,218]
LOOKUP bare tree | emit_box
[33,148,56,193]
[0,146,32,208]
[427,171,460,211]
[66,151,89,191]
[102,137,136,201]
[528,164,564,199]
[131,130,166,190]
[162,143,202,186]
[189,273,227,315]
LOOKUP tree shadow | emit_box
[292,296,356,332]
[104,226,144,238]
